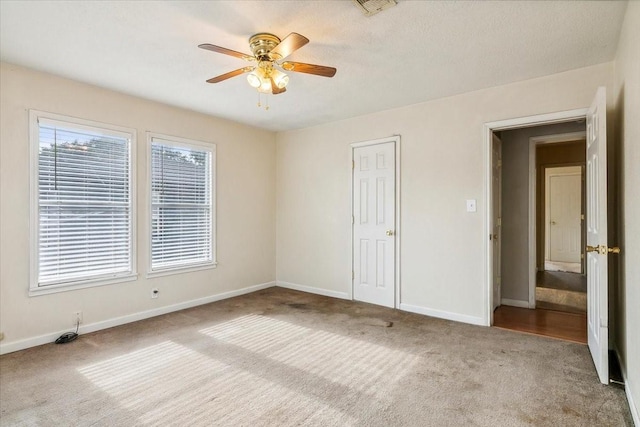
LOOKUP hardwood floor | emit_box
[494,305,587,344]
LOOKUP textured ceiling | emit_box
[0,1,628,131]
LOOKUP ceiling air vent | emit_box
[353,0,397,16]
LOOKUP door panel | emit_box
[353,142,395,308]
[547,167,582,264]
[586,86,608,385]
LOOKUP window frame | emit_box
[146,132,217,278]
[29,110,137,296]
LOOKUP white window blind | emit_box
[34,116,134,288]
[150,137,214,272]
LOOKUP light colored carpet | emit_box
[0,287,632,426]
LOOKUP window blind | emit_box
[37,119,132,286]
[150,139,213,270]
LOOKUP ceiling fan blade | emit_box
[281,61,336,78]
[198,43,254,61]
[206,67,253,83]
[269,33,309,60]
[270,77,287,95]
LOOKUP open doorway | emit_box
[534,136,587,315]
[492,123,587,344]
[485,88,613,385]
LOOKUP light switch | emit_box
[466,199,477,212]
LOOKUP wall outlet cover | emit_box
[466,199,477,212]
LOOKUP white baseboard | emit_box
[399,303,486,326]
[615,347,640,426]
[0,281,276,355]
[501,298,530,308]
[276,281,350,300]
[276,282,486,328]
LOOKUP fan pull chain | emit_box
[256,92,270,110]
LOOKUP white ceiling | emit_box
[0,1,628,132]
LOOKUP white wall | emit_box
[276,62,614,326]
[0,63,276,353]
[613,1,640,423]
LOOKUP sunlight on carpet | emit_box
[200,314,419,398]
[78,340,355,426]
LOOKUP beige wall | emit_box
[0,63,277,352]
[614,1,640,422]
[276,62,614,325]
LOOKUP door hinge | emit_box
[352,215,355,224]
[581,214,585,220]
[352,271,355,280]
[497,217,501,226]
[352,160,355,170]
[497,159,502,168]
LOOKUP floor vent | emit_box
[353,0,397,16]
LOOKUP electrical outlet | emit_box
[73,311,83,325]
[151,288,159,299]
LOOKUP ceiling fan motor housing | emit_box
[249,33,281,60]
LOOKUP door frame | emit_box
[528,131,586,308]
[350,135,401,308]
[491,134,502,311]
[484,110,588,325]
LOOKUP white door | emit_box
[546,166,582,267]
[353,141,396,308]
[492,134,502,312]
[586,86,609,385]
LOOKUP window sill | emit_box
[29,273,138,297]
[146,262,218,279]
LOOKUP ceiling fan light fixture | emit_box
[271,69,289,89]
[200,32,336,100]
[258,79,272,94]
[246,71,261,88]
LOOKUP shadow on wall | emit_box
[613,83,625,369]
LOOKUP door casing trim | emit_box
[483,109,588,326]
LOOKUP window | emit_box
[148,134,216,275]
[30,111,136,293]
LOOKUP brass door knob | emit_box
[586,245,622,255]
[386,230,394,236]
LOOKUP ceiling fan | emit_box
[198,32,336,96]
